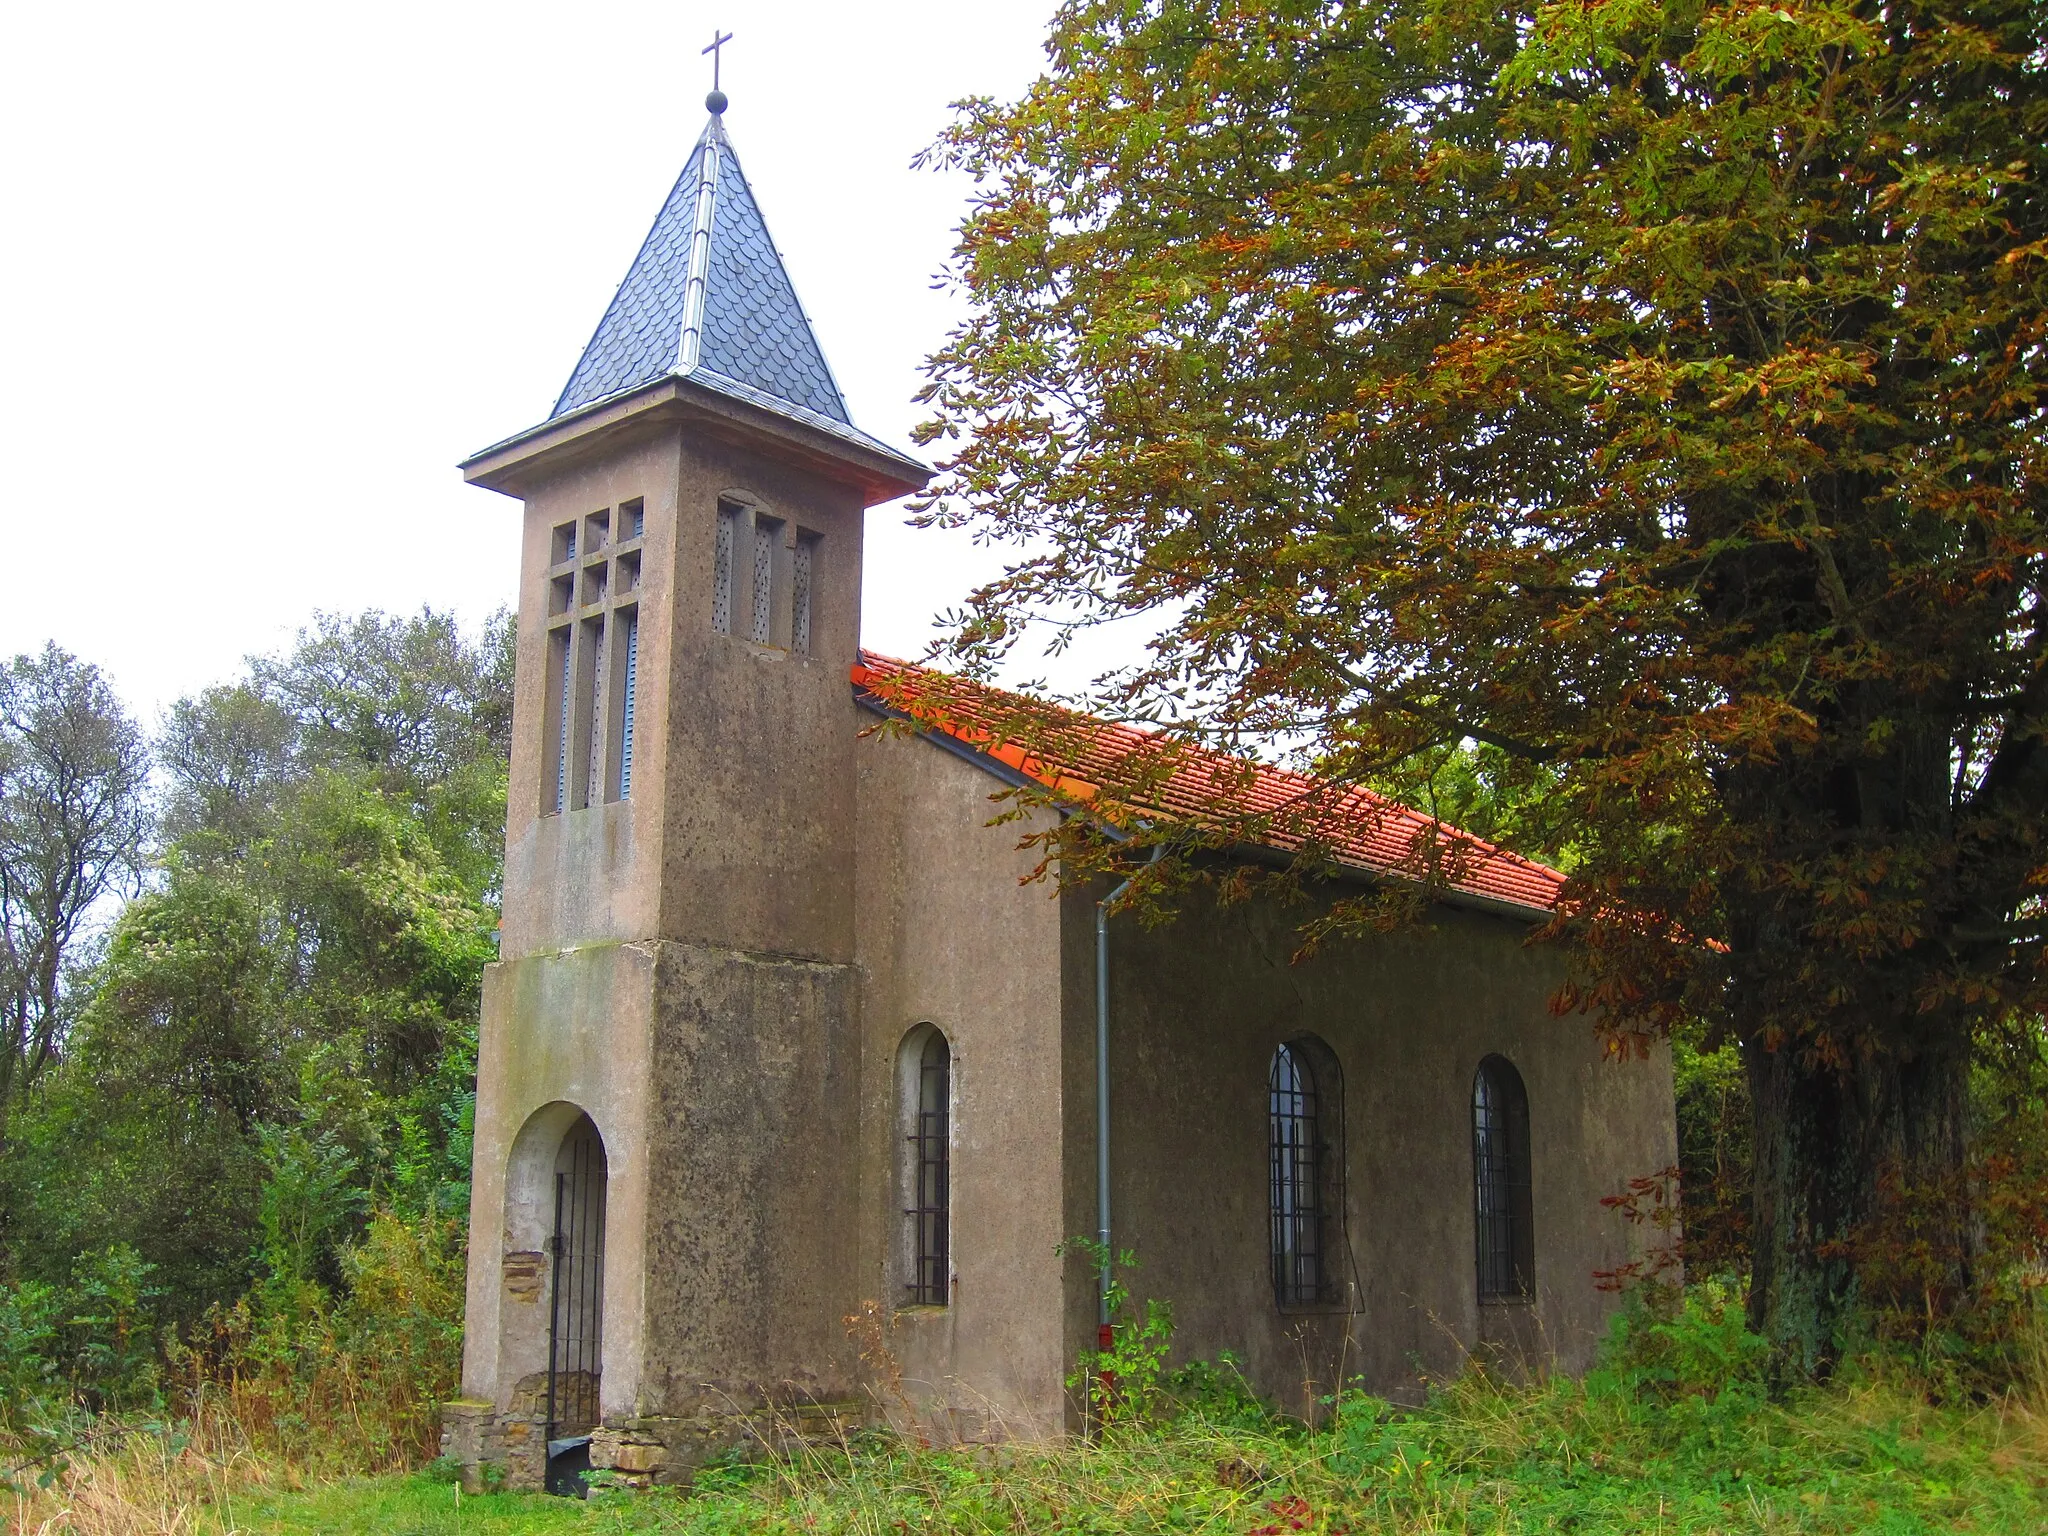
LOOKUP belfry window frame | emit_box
[710,492,818,654]
[542,500,645,815]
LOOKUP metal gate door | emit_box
[546,1117,607,1439]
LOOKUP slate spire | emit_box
[552,100,851,427]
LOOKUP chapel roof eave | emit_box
[851,655,1568,926]
[459,370,933,506]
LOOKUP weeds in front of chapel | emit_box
[14,1288,2048,1535]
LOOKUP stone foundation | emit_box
[441,1398,866,1492]
[438,1394,548,1492]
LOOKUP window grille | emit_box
[751,517,777,644]
[905,1031,951,1305]
[618,610,637,800]
[1270,1042,1329,1306]
[547,1116,607,1439]
[1473,1056,1535,1301]
[792,533,815,655]
[712,503,739,634]
[630,503,645,539]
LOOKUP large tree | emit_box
[11,610,505,1319]
[0,645,151,1143]
[915,0,2046,1366]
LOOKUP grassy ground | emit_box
[13,1296,2048,1534]
[16,1376,2048,1534]
[208,1387,2048,1535]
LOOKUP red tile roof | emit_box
[852,651,1566,917]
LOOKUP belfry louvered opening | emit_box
[542,503,645,814]
[709,495,817,654]
[750,514,781,644]
[792,531,818,655]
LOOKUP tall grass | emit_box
[3,1207,462,1535]
[5,1408,288,1536]
[11,1288,2048,1534]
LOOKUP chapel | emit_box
[441,88,1677,1493]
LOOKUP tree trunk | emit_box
[1743,1028,1974,1376]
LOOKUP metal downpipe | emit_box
[1095,847,1162,1342]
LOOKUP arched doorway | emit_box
[547,1114,607,1441]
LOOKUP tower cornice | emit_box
[460,371,931,506]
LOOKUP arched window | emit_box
[1270,1038,1342,1307]
[903,1029,951,1305]
[1472,1056,1534,1301]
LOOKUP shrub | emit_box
[0,1245,162,1433]
[1060,1239,1176,1428]
[0,1278,61,1428]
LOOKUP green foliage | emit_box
[1365,740,1585,874]
[165,606,513,894]
[0,1275,61,1420]
[1589,1281,1772,1405]
[0,1244,162,1434]
[192,1201,469,1471]
[1327,1290,2043,1531]
[1161,1351,1268,1428]
[1059,1238,1177,1427]
[255,1126,366,1294]
[0,606,503,1448]
[56,1245,163,1415]
[1672,1032,1754,1280]
[0,642,151,1141]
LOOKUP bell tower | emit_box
[444,84,930,1490]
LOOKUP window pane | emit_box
[1474,1058,1533,1300]
[907,1032,951,1306]
[1270,1043,1324,1305]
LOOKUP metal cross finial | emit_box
[702,29,733,91]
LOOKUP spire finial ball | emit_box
[706,88,728,115]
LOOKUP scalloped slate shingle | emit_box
[551,119,849,426]
[698,148,846,422]
[553,144,705,419]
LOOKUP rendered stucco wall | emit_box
[459,941,657,1486]
[854,726,1069,1441]
[1059,882,1677,1418]
[460,413,878,1484]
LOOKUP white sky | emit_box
[0,1,1061,724]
